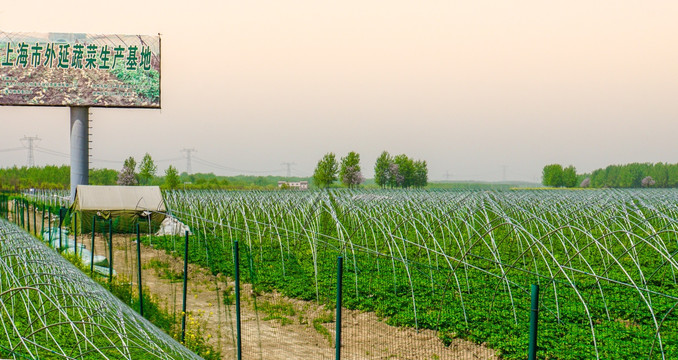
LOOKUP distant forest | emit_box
[0,166,117,190]
[0,165,311,191]
[587,163,678,188]
[543,162,678,188]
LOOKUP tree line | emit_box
[543,162,678,188]
[588,163,678,188]
[313,151,428,189]
[0,164,311,191]
[2,151,429,191]
[0,165,117,190]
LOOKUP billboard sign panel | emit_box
[0,31,160,108]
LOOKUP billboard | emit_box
[0,31,160,108]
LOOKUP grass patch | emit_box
[312,311,334,345]
[143,258,183,282]
[259,299,296,325]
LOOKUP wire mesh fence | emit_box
[9,188,678,359]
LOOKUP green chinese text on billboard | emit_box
[0,32,160,108]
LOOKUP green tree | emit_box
[90,168,118,185]
[374,151,392,188]
[394,154,414,188]
[668,164,678,187]
[139,153,157,185]
[542,164,564,187]
[340,151,363,188]
[124,157,137,172]
[313,153,338,188]
[164,165,180,190]
[651,163,669,188]
[413,160,428,188]
[117,156,138,186]
[562,165,577,188]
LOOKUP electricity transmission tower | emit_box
[281,162,295,178]
[181,148,196,174]
[20,136,40,167]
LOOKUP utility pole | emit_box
[20,136,41,167]
[502,165,507,182]
[444,170,452,181]
[181,148,196,174]
[281,162,295,178]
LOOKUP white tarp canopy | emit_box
[71,185,167,233]
[73,185,166,211]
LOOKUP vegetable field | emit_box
[155,189,678,359]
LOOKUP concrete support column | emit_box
[70,107,89,201]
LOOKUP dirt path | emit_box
[97,234,496,360]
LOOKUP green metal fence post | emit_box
[136,223,144,316]
[32,202,36,236]
[21,199,25,229]
[41,204,45,238]
[26,201,30,234]
[181,230,189,344]
[74,212,78,257]
[336,256,343,360]
[90,216,96,275]
[234,240,242,360]
[48,206,52,246]
[58,208,63,251]
[108,219,113,284]
[528,284,540,360]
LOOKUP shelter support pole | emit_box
[70,107,89,201]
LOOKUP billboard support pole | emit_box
[70,107,89,201]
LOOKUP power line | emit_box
[34,146,69,158]
[181,148,196,174]
[90,158,123,164]
[155,157,183,163]
[0,147,24,153]
[20,136,40,167]
[192,156,282,175]
[281,162,295,177]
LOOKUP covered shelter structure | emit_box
[71,185,167,233]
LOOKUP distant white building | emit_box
[278,181,309,190]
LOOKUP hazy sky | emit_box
[1,1,677,182]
